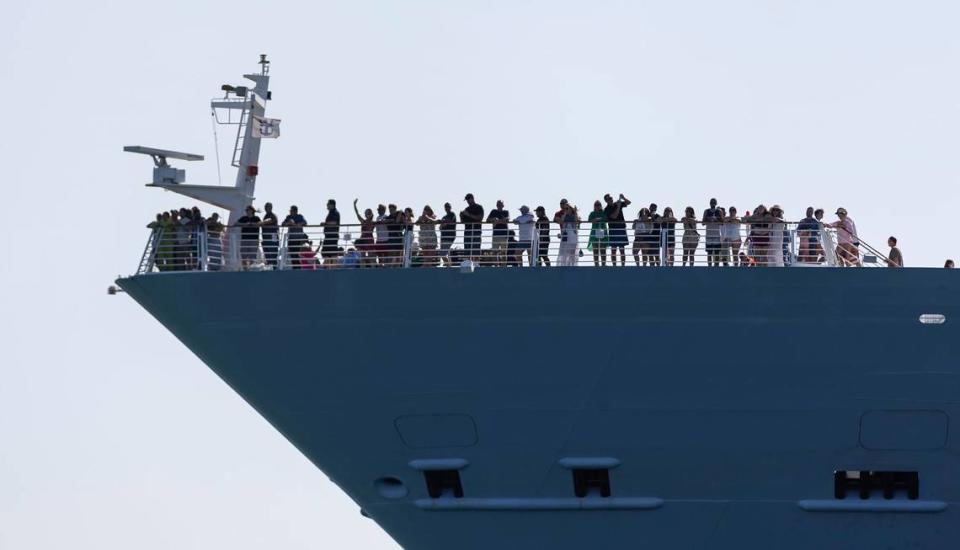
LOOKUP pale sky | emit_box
[2,1,959,548]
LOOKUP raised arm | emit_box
[353,199,364,223]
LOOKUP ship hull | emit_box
[118,267,960,549]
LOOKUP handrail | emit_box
[135,219,896,274]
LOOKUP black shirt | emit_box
[387,212,403,241]
[487,208,509,236]
[440,212,457,241]
[536,215,551,245]
[237,215,261,240]
[324,209,340,240]
[604,202,626,230]
[261,211,278,236]
[461,204,484,231]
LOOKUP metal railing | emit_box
[136,221,891,274]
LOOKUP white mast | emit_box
[126,55,276,269]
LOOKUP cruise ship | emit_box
[116,58,960,549]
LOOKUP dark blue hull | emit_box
[118,267,960,549]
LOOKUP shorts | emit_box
[608,227,628,248]
[241,240,259,260]
[492,235,508,249]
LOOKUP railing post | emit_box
[198,227,208,271]
[531,233,539,267]
[277,229,289,270]
[660,230,667,267]
[142,228,160,273]
[403,229,414,268]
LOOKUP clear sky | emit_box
[2,1,959,548]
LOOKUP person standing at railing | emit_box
[487,200,510,266]
[631,208,649,266]
[714,207,729,266]
[723,207,741,266]
[439,203,457,267]
[147,213,164,271]
[744,205,770,266]
[261,202,279,269]
[768,205,786,267]
[535,206,552,267]
[512,205,535,266]
[352,199,376,268]
[703,198,724,267]
[558,202,580,267]
[661,207,677,266]
[886,237,904,267]
[417,206,439,267]
[176,208,194,270]
[205,212,224,271]
[587,201,609,267]
[681,207,700,267]
[646,204,662,267]
[237,205,262,269]
[796,207,820,264]
[828,207,860,267]
[385,204,404,266]
[603,194,631,267]
[946,260,955,269]
[461,194,484,262]
[282,205,308,263]
[553,199,568,225]
[322,199,341,262]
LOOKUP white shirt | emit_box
[633,220,648,236]
[513,213,535,243]
[375,214,389,243]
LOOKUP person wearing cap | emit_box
[828,207,860,267]
[237,205,262,269]
[460,193,484,261]
[886,237,904,268]
[512,205,535,266]
[534,206,552,266]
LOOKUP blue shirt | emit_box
[797,217,821,243]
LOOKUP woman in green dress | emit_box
[588,200,609,267]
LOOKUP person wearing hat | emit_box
[460,193,484,260]
[512,205,535,266]
[828,207,860,267]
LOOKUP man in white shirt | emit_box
[512,205,535,266]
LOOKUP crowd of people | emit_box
[147,194,957,270]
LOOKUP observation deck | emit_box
[134,220,891,274]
